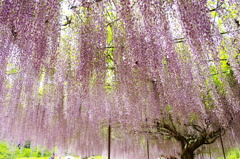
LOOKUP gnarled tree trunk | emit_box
[154,121,226,159]
[181,150,194,159]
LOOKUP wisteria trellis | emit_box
[0,0,239,158]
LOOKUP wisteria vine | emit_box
[0,0,239,158]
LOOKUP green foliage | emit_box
[24,141,31,149]
[6,63,19,75]
[17,158,49,159]
[104,23,116,93]
[0,142,14,159]
[0,141,51,159]
[6,67,19,74]
[106,25,113,45]
[218,149,240,159]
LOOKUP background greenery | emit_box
[217,149,240,159]
[0,141,51,159]
[1,140,239,159]
[0,141,106,159]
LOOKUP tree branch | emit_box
[105,18,121,27]
[173,29,240,43]
[220,29,240,35]
[209,2,224,12]
[162,123,188,144]
[185,124,203,133]
[62,16,72,26]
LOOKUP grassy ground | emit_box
[16,156,105,159]
[16,158,49,159]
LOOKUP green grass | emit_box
[16,156,106,159]
[16,158,49,159]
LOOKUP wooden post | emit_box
[209,146,212,159]
[108,124,111,159]
[147,139,149,159]
[220,134,226,159]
